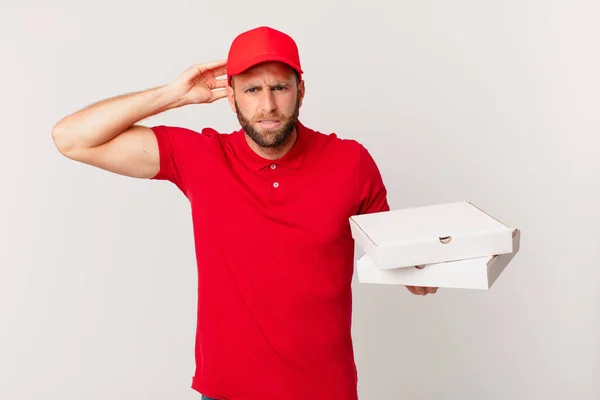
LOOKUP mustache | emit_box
[253,114,285,122]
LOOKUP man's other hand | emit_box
[405,265,438,295]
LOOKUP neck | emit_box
[245,128,298,160]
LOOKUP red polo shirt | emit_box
[150,121,389,400]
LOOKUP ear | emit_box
[226,85,236,113]
[297,80,305,108]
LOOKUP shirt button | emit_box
[273,182,279,188]
[270,164,277,170]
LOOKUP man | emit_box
[52,26,437,400]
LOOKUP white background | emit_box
[1,1,598,399]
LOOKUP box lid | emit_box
[350,201,514,269]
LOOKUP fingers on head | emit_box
[209,89,227,102]
[214,79,227,89]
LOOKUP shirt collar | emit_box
[234,120,311,171]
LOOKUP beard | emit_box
[235,97,300,149]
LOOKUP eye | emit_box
[273,86,286,91]
[246,87,257,93]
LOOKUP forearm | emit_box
[52,83,184,152]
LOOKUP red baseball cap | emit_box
[227,26,303,86]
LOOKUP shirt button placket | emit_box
[270,164,281,197]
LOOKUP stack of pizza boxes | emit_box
[350,201,521,290]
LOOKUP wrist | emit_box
[157,83,188,109]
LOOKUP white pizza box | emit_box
[349,201,515,270]
[356,229,520,290]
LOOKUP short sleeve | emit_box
[357,144,390,215]
[150,125,207,195]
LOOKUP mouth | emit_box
[256,119,282,129]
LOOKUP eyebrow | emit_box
[241,81,292,91]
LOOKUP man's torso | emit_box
[151,122,389,399]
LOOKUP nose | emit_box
[260,90,277,113]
